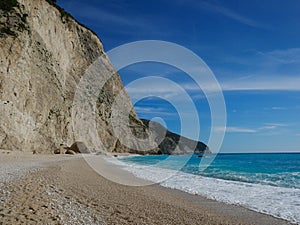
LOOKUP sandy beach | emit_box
[0,151,292,225]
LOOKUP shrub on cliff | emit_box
[0,0,18,12]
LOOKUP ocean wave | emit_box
[107,157,300,224]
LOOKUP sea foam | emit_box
[106,156,300,224]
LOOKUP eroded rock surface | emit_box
[0,0,208,155]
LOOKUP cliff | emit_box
[0,0,208,155]
[141,120,209,155]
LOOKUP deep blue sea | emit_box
[109,153,300,224]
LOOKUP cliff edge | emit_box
[0,0,208,155]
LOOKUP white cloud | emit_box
[125,75,300,104]
[214,123,289,134]
[127,86,181,100]
[220,76,300,91]
[65,2,160,35]
[258,125,277,130]
[263,48,300,64]
[181,76,300,92]
[256,123,287,131]
[271,107,287,110]
[125,77,199,102]
[160,0,261,28]
[221,48,300,68]
[198,1,262,28]
[215,126,257,133]
[134,106,175,116]
[264,123,288,127]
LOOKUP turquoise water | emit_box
[115,153,300,223]
[120,153,300,189]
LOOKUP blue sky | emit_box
[58,0,300,153]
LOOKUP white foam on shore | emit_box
[106,157,300,224]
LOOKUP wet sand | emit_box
[0,151,292,225]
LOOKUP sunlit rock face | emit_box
[0,0,208,155]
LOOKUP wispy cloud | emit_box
[125,77,197,101]
[134,106,175,116]
[125,75,300,102]
[82,7,134,26]
[62,2,158,35]
[264,123,289,127]
[220,76,300,91]
[161,0,262,28]
[127,85,181,100]
[261,125,276,130]
[215,123,289,134]
[258,125,278,131]
[257,123,289,136]
[259,48,300,64]
[197,1,262,28]
[263,107,288,111]
[179,76,300,92]
[215,126,257,133]
[271,107,287,110]
[212,47,300,91]
[214,48,300,83]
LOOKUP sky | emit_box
[58,0,300,153]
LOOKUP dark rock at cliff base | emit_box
[141,119,210,155]
[70,142,89,154]
[65,149,76,155]
[54,144,72,154]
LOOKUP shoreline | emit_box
[101,154,293,225]
[0,151,292,224]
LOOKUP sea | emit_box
[108,153,300,224]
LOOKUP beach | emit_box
[0,151,292,225]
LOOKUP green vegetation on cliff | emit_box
[0,0,18,12]
[0,0,28,37]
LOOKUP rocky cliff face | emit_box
[0,0,208,155]
[141,120,210,155]
[0,0,145,153]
